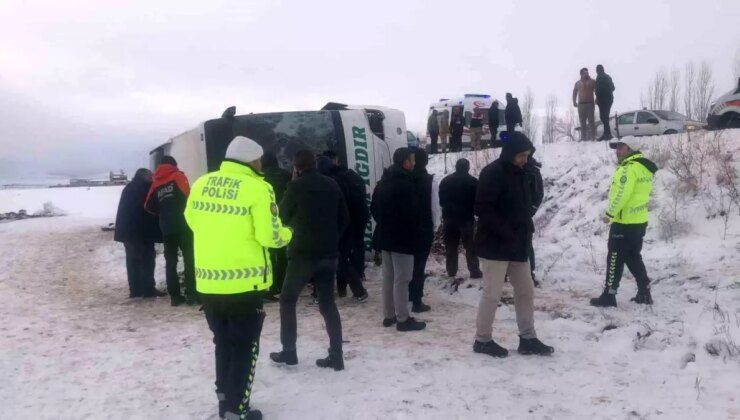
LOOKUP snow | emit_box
[1,131,739,419]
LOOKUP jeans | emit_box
[123,241,156,297]
[599,101,613,137]
[337,232,367,297]
[280,258,343,355]
[578,102,596,141]
[163,230,195,299]
[429,131,439,154]
[443,220,480,277]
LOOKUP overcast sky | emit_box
[1,0,738,180]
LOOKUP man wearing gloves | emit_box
[185,136,292,420]
[590,136,657,307]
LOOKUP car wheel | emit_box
[663,129,678,135]
[720,113,740,129]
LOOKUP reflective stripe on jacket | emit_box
[185,160,293,295]
[606,153,657,224]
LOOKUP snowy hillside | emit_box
[1,131,738,419]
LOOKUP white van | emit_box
[707,78,740,130]
[150,103,408,247]
[426,94,506,149]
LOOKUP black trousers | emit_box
[449,134,463,152]
[429,131,439,154]
[408,251,430,305]
[605,223,650,292]
[268,247,288,296]
[528,240,536,273]
[599,101,613,137]
[443,220,480,277]
[123,241,156,297]
[280,258,343,355]
[506,123,517,136]
[204,296,265,416]
[337,232,367,297]
[163,230,195,299]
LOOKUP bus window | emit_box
[204,111,340,172]
[365,109,385,140]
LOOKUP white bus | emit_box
[150,103,409,248]
[426,94,507,149]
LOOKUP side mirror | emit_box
[647,118,659,124]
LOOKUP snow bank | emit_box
[0,185,123,220]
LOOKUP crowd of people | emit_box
[114,123,656,418]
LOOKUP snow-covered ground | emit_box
[1,131,739,419]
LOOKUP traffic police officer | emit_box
[591,136,658,307]
[185,136,292,420]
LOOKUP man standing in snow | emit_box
[469,109,484,151]
[371,147,426,331]
[473,132,554,358]
[438,158,482,280]
[525,148,544,287]
[590,136,657,307]
[409,148,434,313]
[428,109,440,154]
[260,151,291,301]
[573,67,597,141]
[488,101,501,142]
[114,168,165,298]
[185,136,293,420]
[504,93,523,135]
[449,108,465,152]
[595,64,616,141]
[145,156,197,306]
[270,150,349,371]
[438,109,450,153]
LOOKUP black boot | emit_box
[185,294,201,306]
[224,409,262,420]
[590,290,617,307]
[470,270,483,279]
[269,350,298,366]
[382,316,397,327]
[316,353,344,371]
[396,317,426,332]
[518,337,555,356]
[412,301,431,313]
[631,288,653,305]
[170,295,185,307]
[217,392,226,419]
[473,340,508,358]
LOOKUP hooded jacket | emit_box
[596,72,616,105]
[439,167,478,223]
[261,153,292,204]
[488,104,500,131]
[413,148,434,252]
[606,152,657,224]
[145,164,191,236]
[505,98,523,127]
[115,171,162,243]
[371,164,421,254]
[474,133,535,261]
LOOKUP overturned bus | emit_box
[149,103,409,248]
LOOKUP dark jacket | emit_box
[474,133,535,262]
[262,163,292,204]
[525,151,544,218]
[488,105,500,130]
[371,165,421,254]
[413,149,434,252]
[449,114,465,137]
[505,98,523,127]
[427,113,439,134]
[439,170,478,223]
[279,168,349,259]
[595,72,615,105]
[114,174,162,243]
[144,164,190,236]
[323,164,369,237]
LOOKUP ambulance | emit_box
[426,94,507,149]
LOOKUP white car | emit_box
[707,78,740,129]
[595,109,703,138]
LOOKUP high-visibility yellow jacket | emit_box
[185,161,292,295]
[606,152,658,224]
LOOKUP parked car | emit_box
[707,77,740,130]
[407,130,420,148]
[593,109,703,139]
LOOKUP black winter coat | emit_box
[328,166,370,236]
[262,165,292,204]
[371,165,421,255]
[450,114,465,137]
[439,170,478,223]
[414,169,434,252]
[474,136,535,262]
[595,72,615,105]
[525,155,544,218]
[144,164,190,236]
[280,169,349,259]
[488,106,500,130]
[115,176,162,243]
[505,99,523,127]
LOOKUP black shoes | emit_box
[396,317,426,332]
[590,290,617,307]
[224,409,262,420]
[412,302,431,313]
[269,350,298,366]
[631,288,653,305]
[352,292,369,303]
[141,289,167,298]
[185,294,201,306]
[382,317,397,327]
[337,288,348,298]
[170,295,185,307]
[518,337,555,356]
[470,270,483,279]
[473,340,509,358]
[316,353,344,371]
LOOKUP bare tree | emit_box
[521,88,539,141]
[668,66,681,112]
[554,106,578,142]
[684,61,697,120]
[543,94,558,144]
[641,69,669,110]
[694,61,715,122]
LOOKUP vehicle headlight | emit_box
[684,124,697,131]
